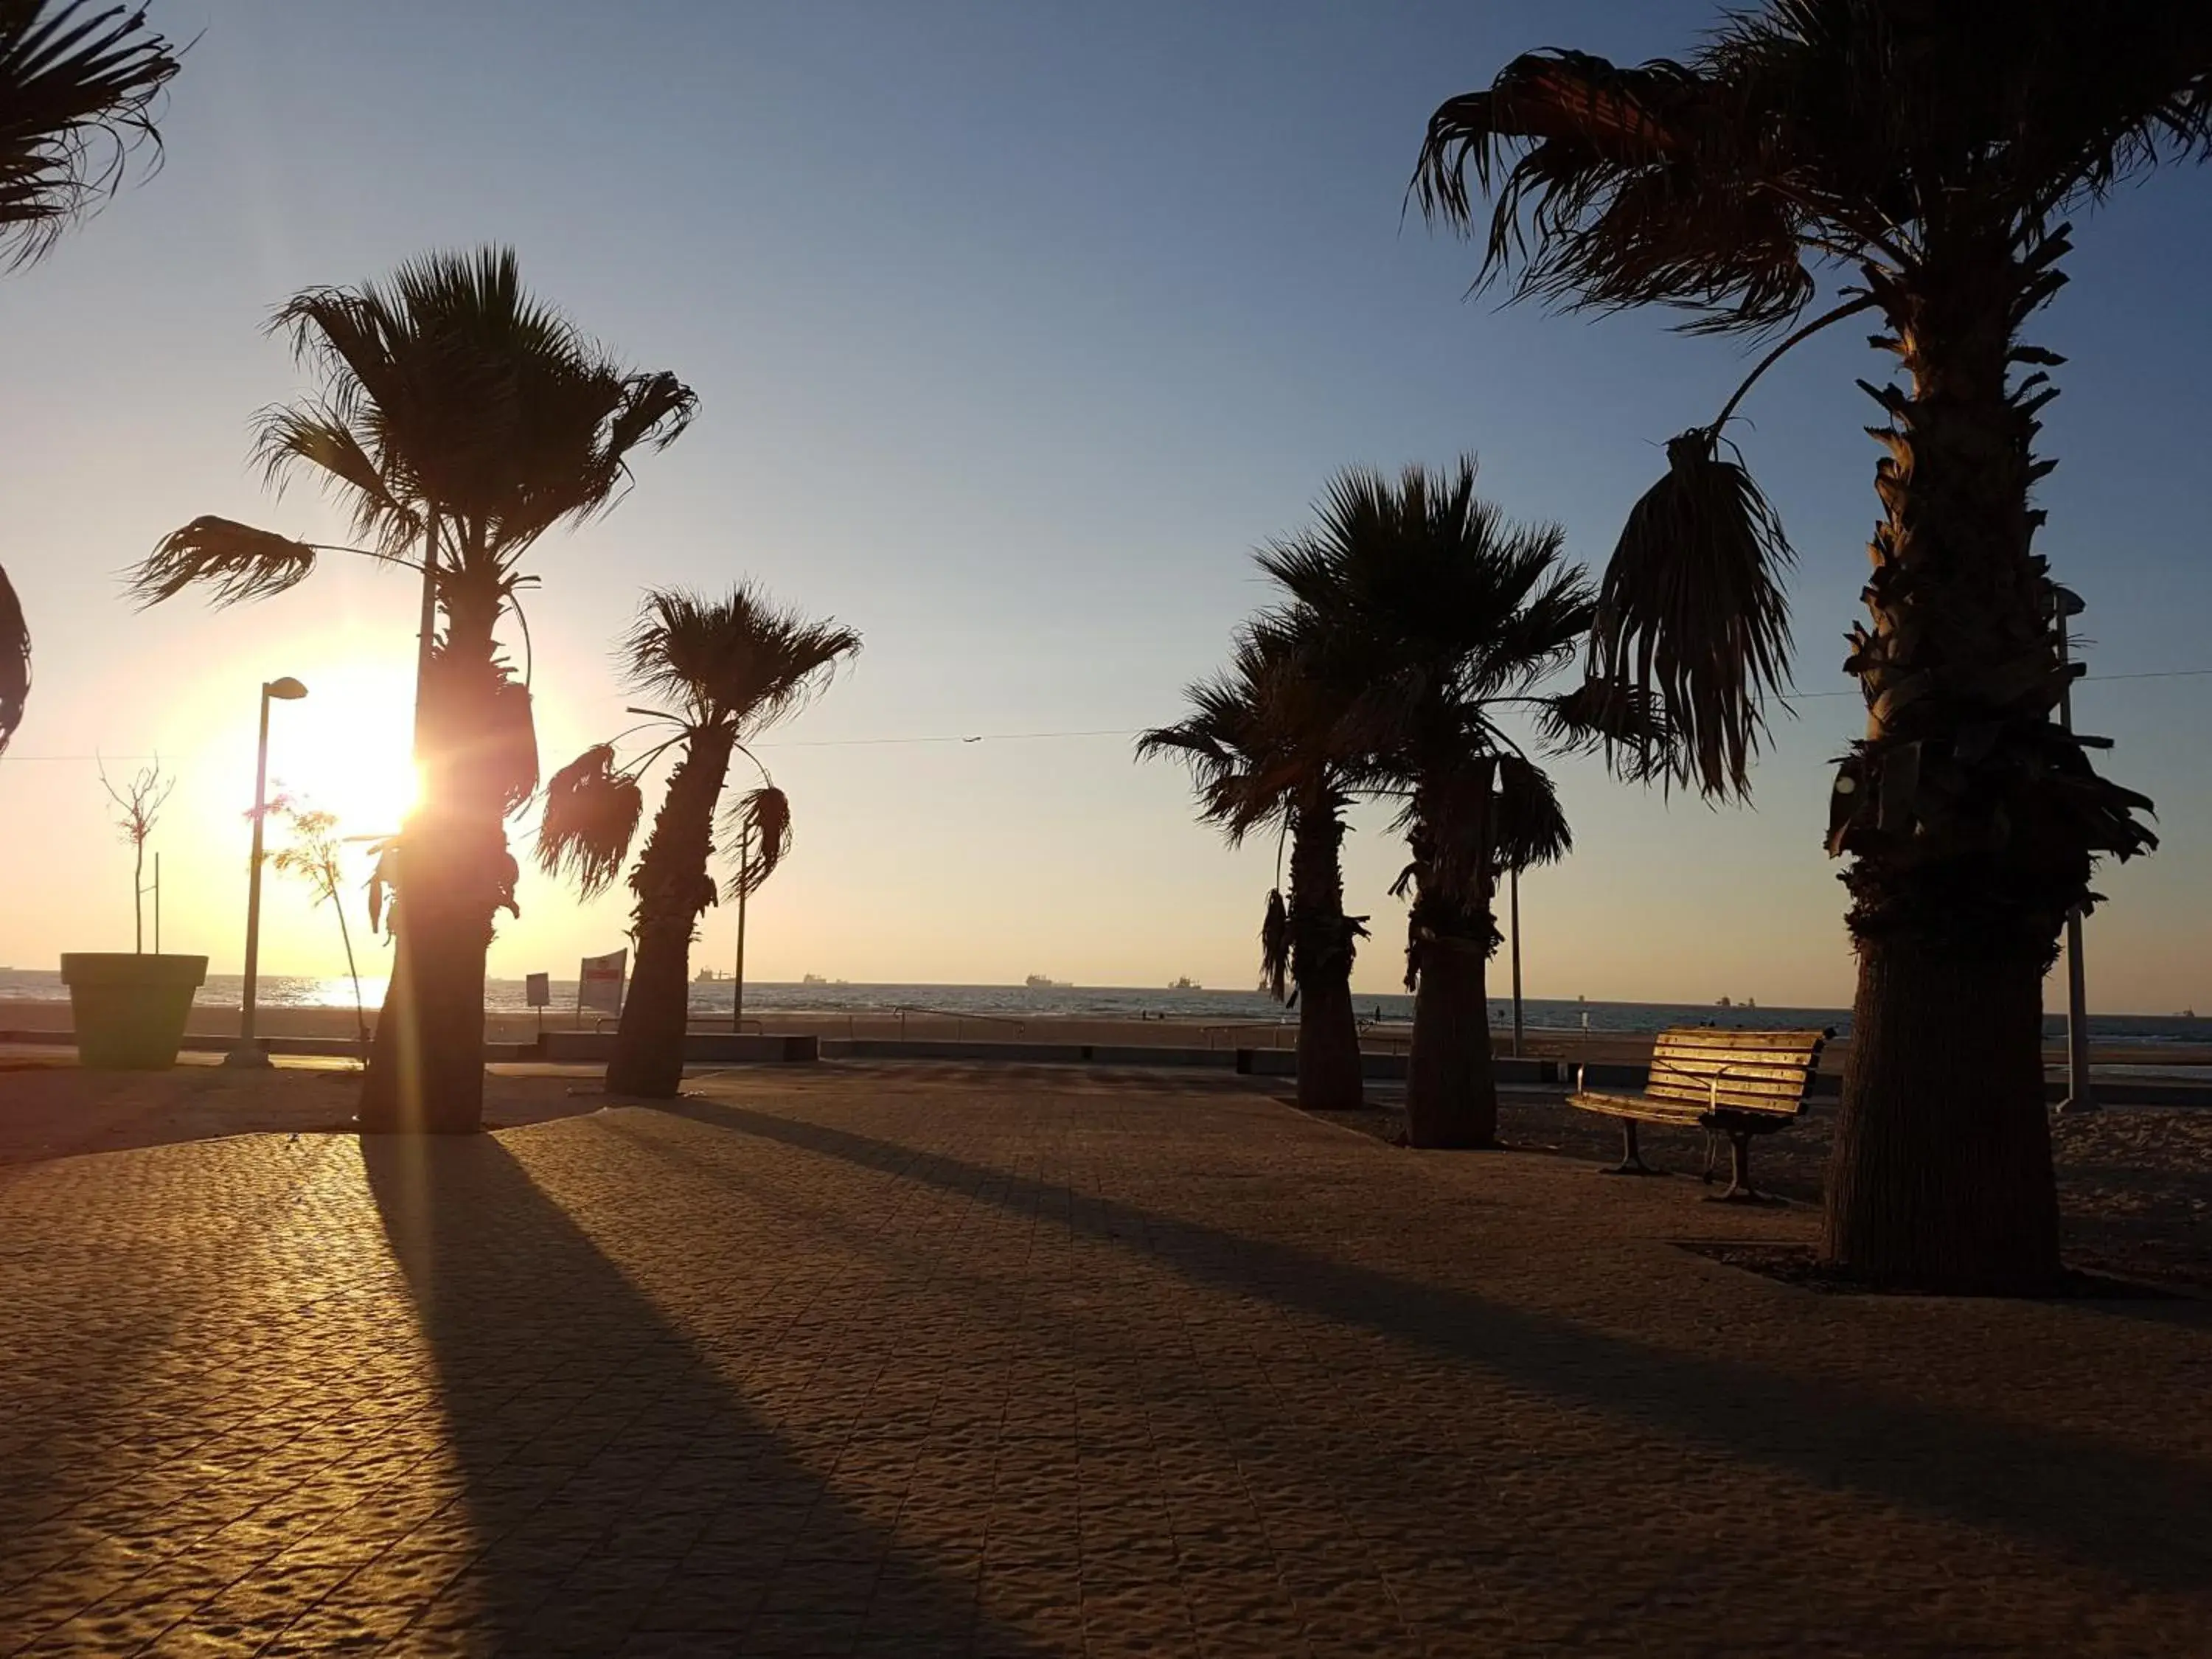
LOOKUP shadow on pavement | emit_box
[361,1134,1045,1655]
[677,1098,2212,1598]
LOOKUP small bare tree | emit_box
[268,796,370,1051]
[100,757,173,953]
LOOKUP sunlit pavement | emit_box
[1,1065,2207,1657]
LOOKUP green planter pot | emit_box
[59,953,209,1071]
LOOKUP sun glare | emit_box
[259,661,422,838]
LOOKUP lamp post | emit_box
[2048,586,2097,1116]
[226,676,308,1068]
[730,828,751,1032]
[1509,864,1524,1060]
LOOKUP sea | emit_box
[4,967,2208,1046]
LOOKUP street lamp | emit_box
[225,676,308,1068]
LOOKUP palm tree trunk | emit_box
[358,585,516,1135]
[1287,802,1362,1110]
[358,819,493,1133]
[1402,776,1501,1149]
[1405,931,1495,1147]
[1820,245,2143,1290]
[608,728,735,1099]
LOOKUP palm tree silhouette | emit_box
[1265,461,1593,1148]
[1138,612,1368,1111]
[1,1,179,751]
[1413,3,2205,1287]
[132,248,695,1132]
[539,585,859,1099]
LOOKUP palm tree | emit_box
[1,1,180,751]
[538,585,860,1099]
[1413,3,2205,1288]
[131,247,695,1133]
[1263,461,1595,1148]
[1138,612,1368,1111]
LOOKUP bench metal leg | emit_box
[1599,1119,1662,1176]
[1705,1127,1778,1204]
[1700,1129,1720,1186]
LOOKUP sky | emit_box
[2,0,2208,1012]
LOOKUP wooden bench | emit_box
[1567,1027,1832,1201]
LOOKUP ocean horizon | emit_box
[4,968,2207,1046]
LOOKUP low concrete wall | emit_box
[1233,1051,1563,1087]
[819,1039,1092,1064]
[540,1031,818,1064]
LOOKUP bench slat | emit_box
[1650,1046,1822,1071]
[1567,1091,1705,1125]
[1646,1089,1809,1110]
[1645,1074,1809,1102]
[1651,1029,1830,1051]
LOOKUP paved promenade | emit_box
[2,1064,2207,1656]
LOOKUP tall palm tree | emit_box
[131,247,695,1133]
[1,0,180,751]
[1138,612,1368,1111]
[1264,461,1594,1148]
[538,585,859,1099]
[1414,2,2205,1288]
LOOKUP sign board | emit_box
[525,972,551,1009]
[577,950,627,1015]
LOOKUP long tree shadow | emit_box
[361,1134,1045,1655]
[673,1098,2212,1597]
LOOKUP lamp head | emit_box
[265,677,309,700]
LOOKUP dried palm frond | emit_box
[1590,429,1793,798]
[362,835,400,935]
[1493,754,1573,872]
[0,564,27,752]
[723,785,792,900]
[1537,674,1677,784]
[536,745,641,898]
[0,1,181,271]
[1259,888,1290,1003]
[131,516,321,608]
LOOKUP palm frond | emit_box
[1493,754,1573,872]
[724,785,792,900]
[258,246,699,566]
[1535,674,1677,784]
[1261,456,1590,782]
[1590,428,1794,799]
[622,584,860,734]
[1413,47,1815,334]
[0,1,180,270]
[535,744,641,898]
[0,562,27,753]
[249,400,414,537]
[131,516,320,608]
[1258,888,1290,1004]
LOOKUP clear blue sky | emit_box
[2,0,2207,1010]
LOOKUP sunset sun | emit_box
[259,660,421,837]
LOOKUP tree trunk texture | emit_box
[1401,771,1500,1149]
[359,580,529,1135]
[1826,939,2056,1289]
[1404,936,1495,1149]
[607,728,735,1099]
[1288,798,1363,1111]
[1821,237,2151,1290]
